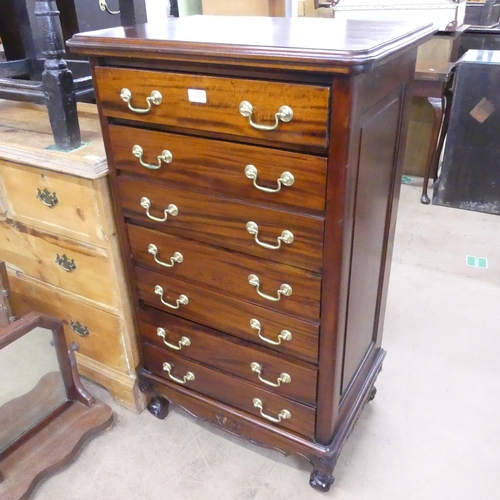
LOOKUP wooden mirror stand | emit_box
[0,262,113,500]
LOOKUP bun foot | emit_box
[309,470,334,492]
[147,396,170,420]
[368,386,377,402]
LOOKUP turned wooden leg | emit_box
[147,397,170,420]
[421,96,444,205]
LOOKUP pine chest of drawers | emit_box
[0,100,145,412]
[69,16,434,491]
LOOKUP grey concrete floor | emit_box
[31,183,500,499]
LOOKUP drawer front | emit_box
[96,67,330,148]
[0,161,106,244]
[128,225,321,320]
[136,268,319,362]
[118,176,324,273]
[0,219,118,307]
[109,125,327,213]
[138,308,317,405]
[8,271,128,372]
[142,343,316,438]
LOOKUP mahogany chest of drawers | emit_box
[69,16,434,491]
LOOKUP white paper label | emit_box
[188,89,207,104]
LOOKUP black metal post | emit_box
[34,0,81,151]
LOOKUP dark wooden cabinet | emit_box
[68,17,434,491]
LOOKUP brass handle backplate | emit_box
[148,244,183,268]
[162,362,195,384]
[250,362,291,387]
[239,101,293,131]
[70,321,89,337]
[99,0,120,14]
[157,327,191,351]
[252,398,291,423]
[132,144,173,170]
[246,221,294,250]
[37,188,58,208]
[154,285,189,310]
[140,197,178,222]
[244,165,294,193]
[249,318,292,346]
[248,274,292,302]
[120,88,162,114]
[55,253,76,272]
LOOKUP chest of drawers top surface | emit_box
[68,16,435,72]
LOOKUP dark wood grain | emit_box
[118,176,325,273]
[67,17,436,74]
[127,224,321,320]
[142,342,316,438]
[108,124,328,213]
[137,308,318,405]
[96,66,330,147]
[77,15,433,491]
[136,267,320,351]
[135,258,319,323]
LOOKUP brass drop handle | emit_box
[120,88,162,114]
[140,197,178,222]
[252,398,291,423]
[244,165,294,193]
[99,0,120,14]
[249,318,292,346]
[132,145,173,170]
[148,244,183,268]
[70,321,89,337]
[250,362,291,387]
[162,362,195,384]
[239,101,293,131]
[157,327,191,350]
[55,253,76,272]
[246,222,294,250]
[154,285,189,310]
[248,274,292,302]
[37,188,58,208]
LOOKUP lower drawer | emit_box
[8,271,129,373]
[136,266,320,363]
[138,307,317,405]
[0,218,117,307]
[142,342,316,439]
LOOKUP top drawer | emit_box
[95,67,331,148]
[0,161,106,245]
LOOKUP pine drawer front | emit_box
[0,160,106,245]
[128,225,321,319]
[138,309,318,405]
[0,219,118,307]
[8,272,129,372]
[118,177,324,273]
[108,125,327,213]
[136,257,320,322]
[142,342,316,438]
[95,67,330,148]
[136,270,319,361]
